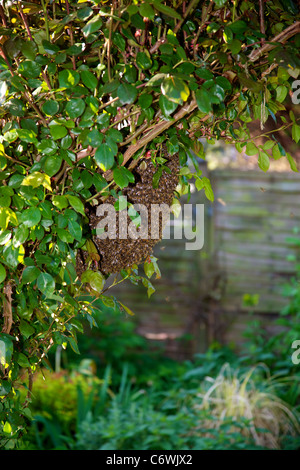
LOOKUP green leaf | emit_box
[153,1,182,19]
[13,226,29,247]
[81,269,105,293]
[58,69,80,88]
[6,99,25,117]
[68,219,82,241]
[113,167,130,189]
[82,14,102,37]
[67,336,80,355]
[52,195,69,210]
[0,263,6,283]
[159,95,178,116]
[276,85,288,103]
[138,93,153,109]
[0,334,13,366]
[136,52,152,70]
[117,83,138,105]
[258,151,270,172]
[84,128,103,147]
[223,26,233,44]
[95,144,117,171]
[22,41,38,60]
[81,70,98,90]
[42,99,60,116]
[286,152,298,172]
[144,259,155,279]
[292,123,300,143]
[139,3,155,19]
[18,60,41,79]
[16,128,37,144]
[42,40,59,55]
[37,139,58,155]
[22,266,40,284]
[65,98,86,118]
[19,320,35,339]
[57,227,74,243]
[195,88,212,113]
[43,154,62,177]
[67,195,85,215]
[161,76,190,104]
[49,125,68,140]
[146,73,167,87]
[209,83,225,103]
[37,272,55,297]
[246,142,259,156]
[3,422,12,434]
[19,207,41,228]
[118,301,135,316]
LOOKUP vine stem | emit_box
[249,21,300,62]
[2,282,13,335]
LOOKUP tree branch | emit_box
[249,21,300,62]
[2,282,13,335]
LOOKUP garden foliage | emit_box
[0,0,300,444]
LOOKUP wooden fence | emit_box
[111,168,300,358]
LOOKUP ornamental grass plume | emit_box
[195,363,300,449]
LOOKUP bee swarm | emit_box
[76,149,179,276]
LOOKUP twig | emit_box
[107,7,114,82]
[259,0,265,44]
[2,282,13,335]
[249,21,300,62]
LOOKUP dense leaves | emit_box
[0,0,299,447]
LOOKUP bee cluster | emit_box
[76,147,179,277]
